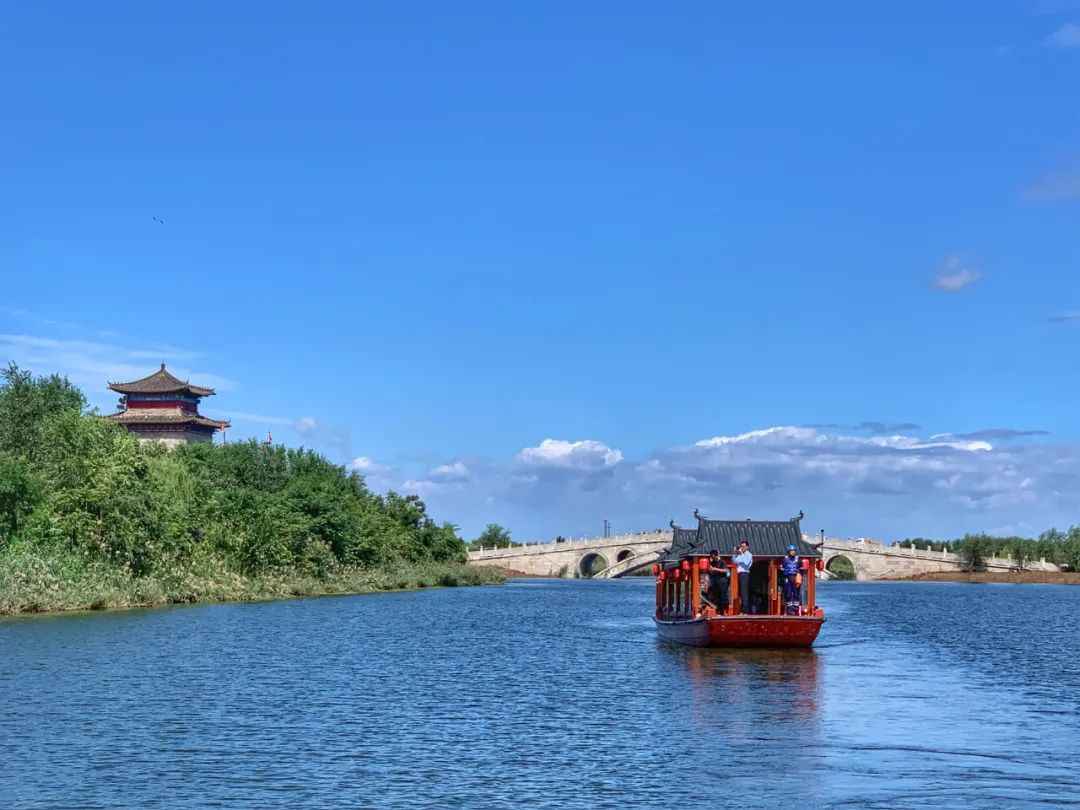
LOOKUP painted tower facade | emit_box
[105,364,229,447]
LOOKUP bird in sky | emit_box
[152,216,165,224]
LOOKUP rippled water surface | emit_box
[2,579,1079,809]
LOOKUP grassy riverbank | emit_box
[898,570,1080,585]
[0,547,505,615]
[0,364,504,617]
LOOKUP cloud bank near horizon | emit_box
[5,325,1077,543]
[365,424,1076,542]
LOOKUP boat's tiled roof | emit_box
[672,526,698,547]
[665,512,820,561]
[108,364,216,397]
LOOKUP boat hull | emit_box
[654,615,825,648]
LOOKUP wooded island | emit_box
[0,364,502,615]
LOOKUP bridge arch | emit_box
[616,549,635,563]
[825,553,857,581]
[578,552,609,578]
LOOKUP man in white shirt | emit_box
[733,540,753,614]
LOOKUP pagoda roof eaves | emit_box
[108,363,216,397]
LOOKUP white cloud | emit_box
[0,333,236,404]
[638,425,1059,518]
[1047,22,1080,47]
[932,255,981,292]
[1050,311,1080,323]
[516,438,623,470]
[431,460,470,481]
[1024,166,1080,202]
[294,416,318,435]
[402,476,469,496]
[223,411,294,426]
[695,425,991,454]
[333,425,1080,542]
[290,416,351,459]
[348,456,390,475]
[696,426,818,448]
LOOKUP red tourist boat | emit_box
[654,511,825,648]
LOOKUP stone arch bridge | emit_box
[467,532,1059,580]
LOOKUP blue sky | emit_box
[3,2,1079,541]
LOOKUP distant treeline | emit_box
[897,530,1080,571]
[0,364,499,614]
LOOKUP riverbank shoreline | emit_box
[495,567,554,578]
[892,570,1080,585]
[0,558,507,617]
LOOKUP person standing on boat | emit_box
[781,544,801,615]
[733,540,753,614]
[703,550,729,612]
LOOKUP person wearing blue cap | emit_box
[732,539,753,614]
[780,544,801,615]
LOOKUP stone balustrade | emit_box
[467,530,1062,580]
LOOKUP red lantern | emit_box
[800,558,809,570]
[658,571,666,582]
[651,564,660,576]
[816,559,825,572]
[698,557,709,571]
[681,560,691,572]
[672,569,681,581]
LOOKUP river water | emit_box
[2,579,1078,809]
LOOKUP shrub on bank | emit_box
[897,530,1080,571]
[0,364,503,615]
[0,541,505,615]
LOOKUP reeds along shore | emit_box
[0,364,504,617]
[0,549,505,616]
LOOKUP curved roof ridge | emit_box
[108,363,216,397]
[105,409,229,429]
[682,509,819,558]
[694,515,805,525]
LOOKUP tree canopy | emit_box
[0,364,468,579]
[897,530,1080,571]
[467,523,516,550]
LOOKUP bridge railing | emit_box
[470,531,1060,573]
[818,537,1058,571]
[468,531,668,559]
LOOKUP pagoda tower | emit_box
[105,364,229,447]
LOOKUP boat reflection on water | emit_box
[659,643,825,795]
[672,645,821,721]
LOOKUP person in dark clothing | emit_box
[702,550,729,612]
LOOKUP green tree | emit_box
[1062,527,1080,571]
[0,363,85,463]
[1009,541,1028,571]
[0,364,475,599]
[957,534,988,572]
[469,523,514,550]
[31,410,158,572]
[0,454,39,542]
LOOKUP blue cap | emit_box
[786,544,797,551]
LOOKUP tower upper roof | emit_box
[108,363,216,397]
